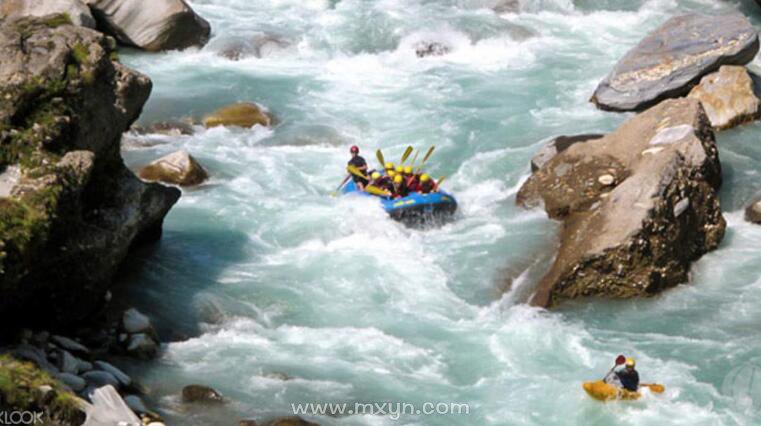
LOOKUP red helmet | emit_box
[350,145,359,154]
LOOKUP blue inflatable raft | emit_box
[342,180,458,225]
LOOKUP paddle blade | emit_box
[410,149,420,167]
[347,165,367,179]
[422,145,435,163]
[644,384,665,393]
[365,185,391,197]
[400,146,413,164]
[615,355,626,365]
[376,149,385,168]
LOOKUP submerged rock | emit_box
[132,120,195,136]
[413,41,451,58]
[518,98,725,307]
[94,360,132,387]
[87,0,211,51]
[202,103,272,128]
[0,17,180,327]
[121,308,153,334]
[591,13,759,112]
[687,65,761,130]
[139,150,209,186]
[181,384,224,404]
[0,0,96,28]
[745,198,761,224]
[264,417,319,426]
[531,134,604,172]
[126,333,159,359]
[215,33,291,60]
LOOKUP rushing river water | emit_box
[116,0,761,424]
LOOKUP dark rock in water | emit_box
[51,336,89,355]
[745,198,761,224]
[239,421,258,426]
[492,0,520,13]
[126,333,159,359]
[518,98,725,307]
[124,394,148,414]
[182,384,224,403]
[132,120,195,136]
[531,134,604,172]
[591,13,759,112]
[121,308,153,334]
[0,16,180,329]
[94,360,132,387]
[215,33,291,60]
[263,417,319,426]
[203,102,272,128]
[139,150,209,187]
[88,0,211,51]
[414,41,451,58]
[687,65,761,130]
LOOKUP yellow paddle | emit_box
[400,146,413,165]
[410,149,420,168]
[416,146,435,173]
[376,149,386,169]
[434,175,446,191]
[347,165,368,180]
[346,165,391,196]
[640,383,665,393]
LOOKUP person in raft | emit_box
[391,174,409,198]
[605,357,639,392]
[340,145,368,190]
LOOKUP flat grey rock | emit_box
[94,360,132,387]
[592,13,759,111]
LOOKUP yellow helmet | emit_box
[420,174,430,182]
[395,165,404,173]
[385,162,394,170]
[393,174,403,184]
[625,358,635,368]
[404,166,412,174]
[371,171,381,180]
[388,170,396,178]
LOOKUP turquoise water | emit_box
[117,1,761,424]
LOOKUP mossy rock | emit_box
[202,102,272,128]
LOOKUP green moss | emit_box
[0,355,84,423]
[71,43,89,66]
[41,13,72,28]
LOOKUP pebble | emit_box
[598,174,615,186]
[81,370,120,388]
[94,361,132,387]
[123,308,152,334]
[59,350,80,375]
[56,372,86,392]
[124,395,148,414]
[51,335,89,354]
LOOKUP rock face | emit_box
[202,103,272,128]
[139,150,209,186]
[518,98,725,308]
[0,16,180,328]
[87,0,211,51]
[591,13,759,112]
[687,65,761,130]
[531,134,604,172]
[0,0,96,28]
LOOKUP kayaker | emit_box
[392,174,409,198]
[346,145,368,190]
[419,174,434,194]
[614,358,640,392]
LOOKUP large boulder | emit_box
[687,65,761,131]
[518,98,725,308]
[745,198,761,224]
[202,103,272,128]
[591,13,759,112]
[0,16,180,328]
[139,150,209,186]
[530,134,604,172]
[87,0,210,51]
[0,0,96,28]
[181,384,224,404]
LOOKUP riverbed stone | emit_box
[687,65,761,130]
[591,13,759,111]
[181,384,224,403]
[531,134,604,172]
[745,198,761,224]
[94,360,132,387]
[138,150,209,186]
[82,370,120,388]
[122,308,152,334]
[518,98,725,307]
[51,336,89,354]
[56,372,86,392]
[202,103,272,128]
[126,333,158,359]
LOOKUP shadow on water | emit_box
[112,225,251,341]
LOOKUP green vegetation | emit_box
[0,355,84,423]
[41,13,72,28]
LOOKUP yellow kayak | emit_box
[582,380,641,401]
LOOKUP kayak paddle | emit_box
[347,165,369,180]
[376,149,386,169]
[400,146,413,165]
[416,146,435,173]
[410,149,420,168]
[603,355,627,381]
[330,177,349,197]
[640,383,665,393]
[365,185,391,197]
